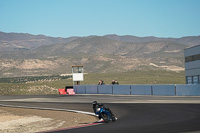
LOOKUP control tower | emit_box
[72,65,84,85]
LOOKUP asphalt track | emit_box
[1,95,200,133]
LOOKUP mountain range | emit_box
[0,31,200,77]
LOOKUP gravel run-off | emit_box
[0,107,98,133]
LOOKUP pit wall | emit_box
[74,85,200,96]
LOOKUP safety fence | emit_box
[73,84,200,96]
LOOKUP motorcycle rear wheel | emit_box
[101,113,110,123]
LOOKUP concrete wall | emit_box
[98,85,113,94]
[176,85,200,96]
[113,85,131,95]
[74,84,200,96]
[131,85,152,95]
[152,85,176,96]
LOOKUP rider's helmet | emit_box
[93,101,97,105]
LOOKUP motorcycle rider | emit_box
[93,101,102,119]
[92,101,117,121]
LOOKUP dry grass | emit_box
[0,70,185,95]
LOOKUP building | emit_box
[184,45,200,84]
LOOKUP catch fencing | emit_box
[74,84,200,96]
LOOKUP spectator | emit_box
[115,80,119,85]
[98,80,105,85]
[98,80,102,85]
[111,80,115,85]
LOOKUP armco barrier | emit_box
[73,84,200,96]
[131,85,152,95]
[176,85,200,96]
[98,85,113,94]
[152,85,176,96]
[113,85,131,95]
[85,85,98,94]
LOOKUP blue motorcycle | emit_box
[93,101,117,123]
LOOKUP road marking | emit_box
[0,104,96,116]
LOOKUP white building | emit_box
[184,45,200,84]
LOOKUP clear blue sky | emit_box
[0,0,200,38]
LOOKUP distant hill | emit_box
[0,31,199,77]
[105,34,200,47]
[1,32,199,52]
[0,31,78,51]
[33,36,186,58]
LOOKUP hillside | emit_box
[1,31,199,77]
[105,34,200,47]
[0,31,78,51]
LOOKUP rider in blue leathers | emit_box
[92,101,117,122]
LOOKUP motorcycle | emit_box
[93,101,117,123]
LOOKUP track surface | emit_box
[1,95,200,133]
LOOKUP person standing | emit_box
[98,80,102,85]
[111,80,115,85]
[98,80,105,85]
[115,80,119,85]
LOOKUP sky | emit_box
[0,0,200,38]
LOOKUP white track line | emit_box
[0,104,97,116]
